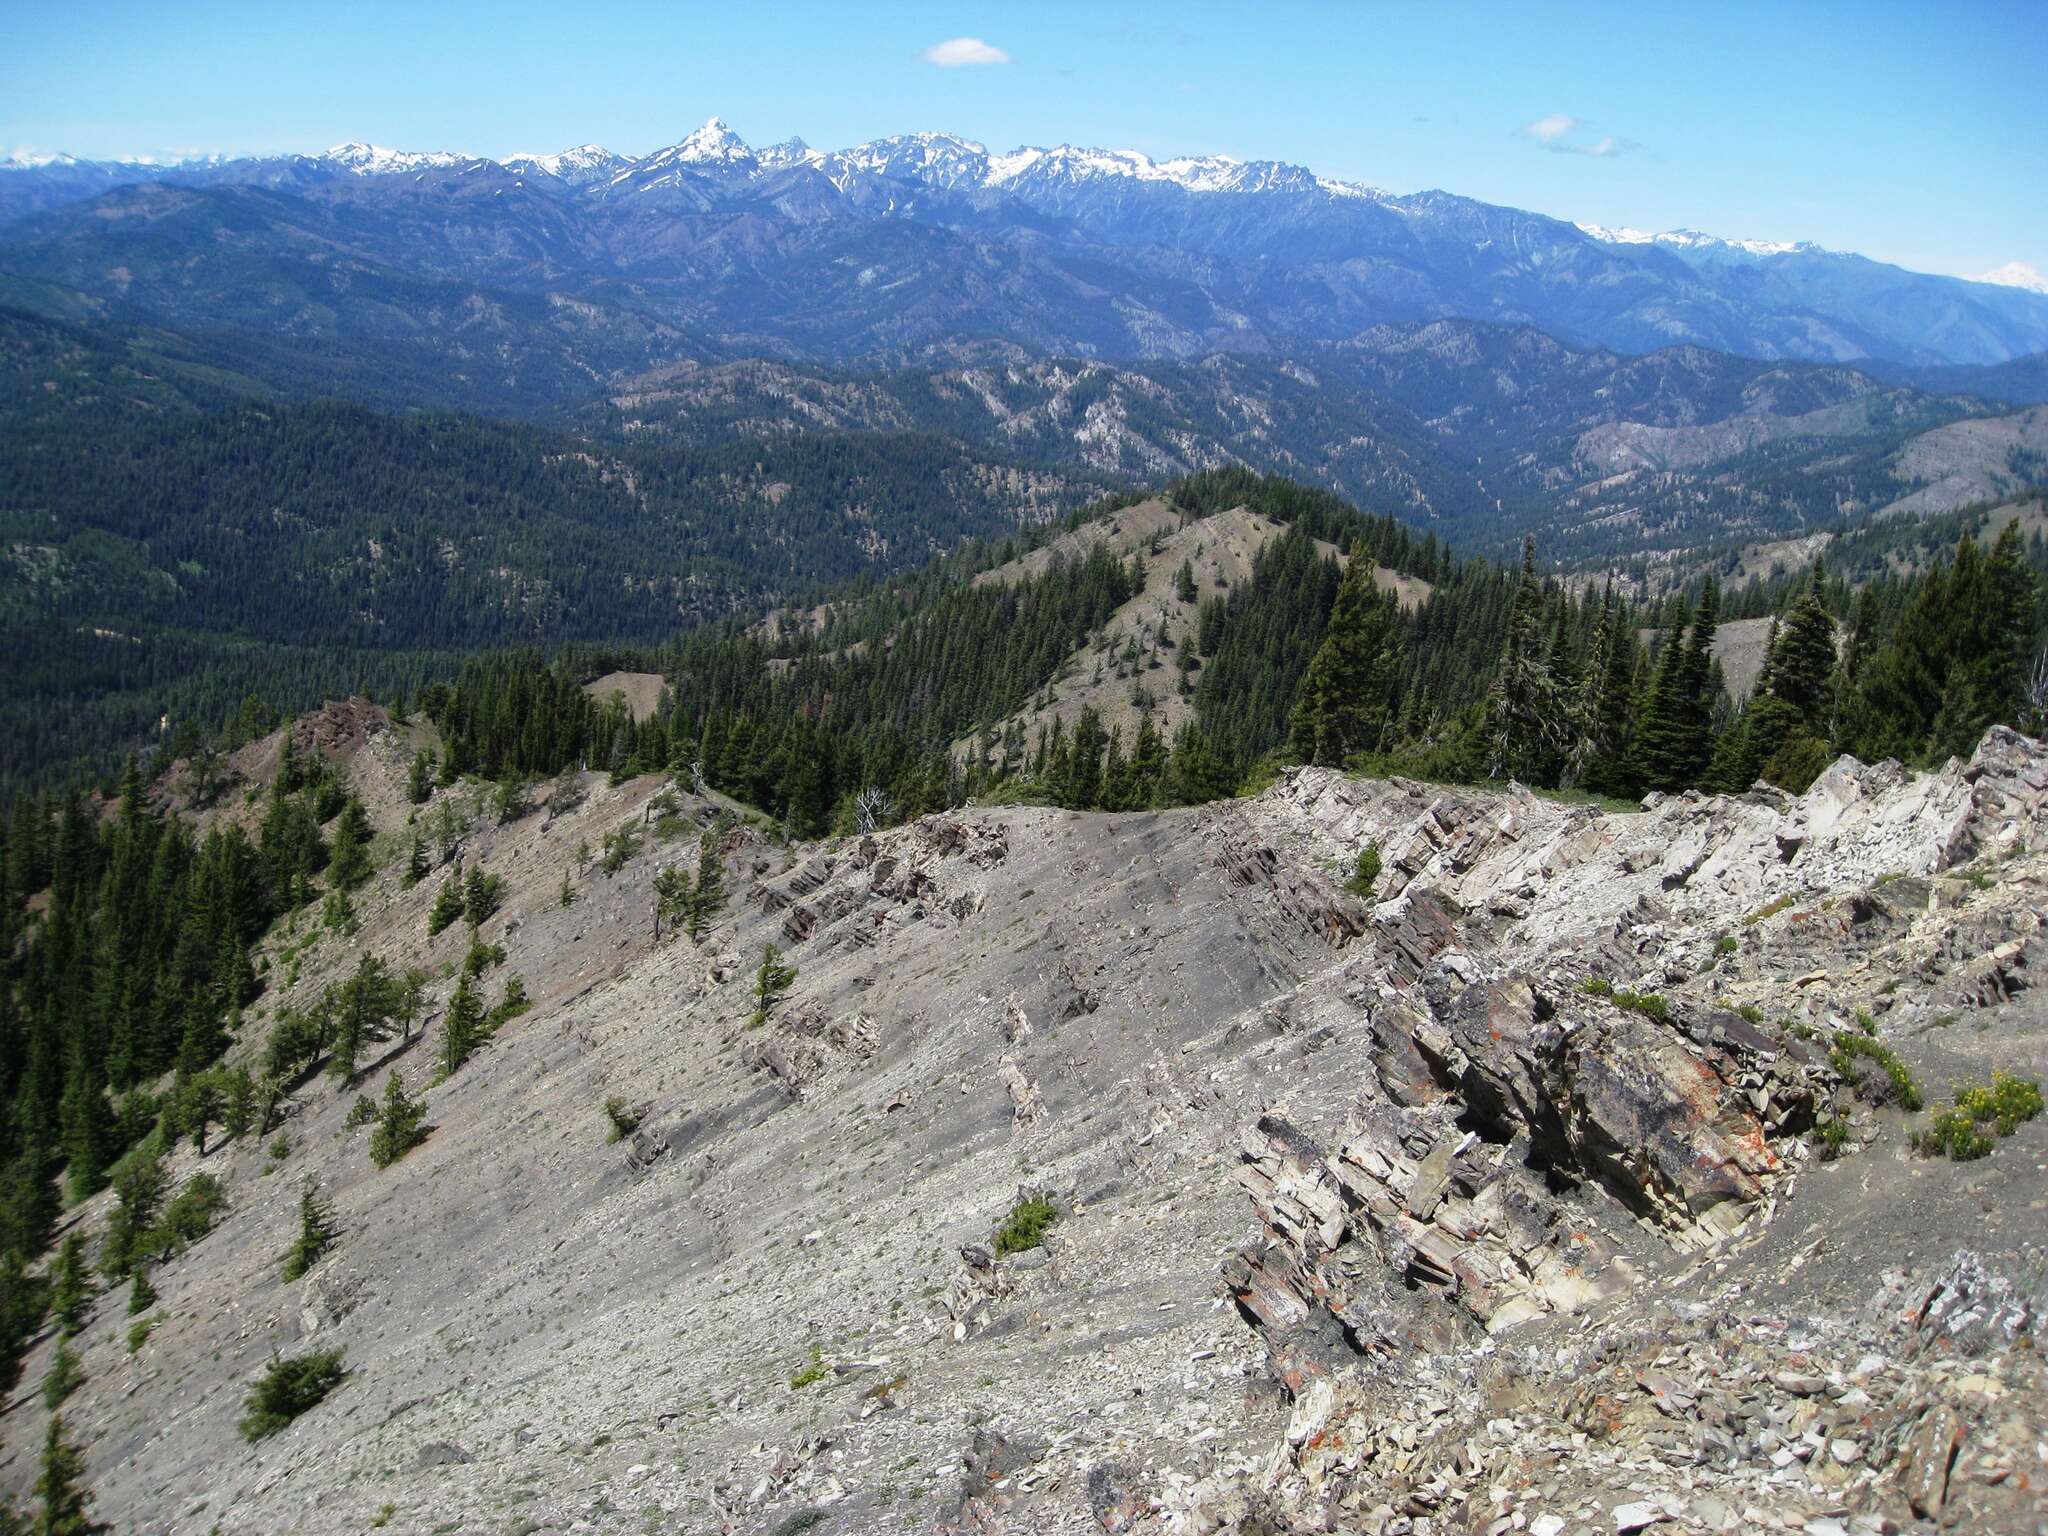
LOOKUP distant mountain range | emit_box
[3,120,2046,393]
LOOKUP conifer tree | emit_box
[368,1073,430,1170]
[281,1180,337,1282]
[1130,714,1169,806]
[403,835,428,888]
[1165,725,1237,804]
[0,1252,48,1398]
[427,876,464,937]
[440,974,484,1079]
[405,751,434,805]
[57,1037,112,1204]
[1288,547,1401,767]
[749,944,797,1029]
[1635,582,1721,793]
[1483,537,1566,782]
[326,799,373,890]
[126,1264,156,1317]
[462,865,501,927]
[34,1415,106,1536]
[688,833,725,943]
[50,1234,91,1340]
[652,865,692,941]
[41,1342,82,1409]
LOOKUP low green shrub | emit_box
[141,1173,228,1261]
[1829,1034,1924,1112]
[1581,979,1668,1021]
[1915,1108,1995,1161]
[1810,1118,1851,1161]
[788,1347,829,1390]
[603,1097,643,1143]
[240,1349,347,1440]
[1346,844,1382,903]
[1915,1070,2044,1160]
[993,1196,1058,1256]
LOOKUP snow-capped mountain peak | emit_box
[1577,222,1820,259]
[1970,261,2048,295]
[321,142,470,176]
[1,151,81,171]
[669,117,754,165]
[980,142,1365,198]
[501,144,624,184]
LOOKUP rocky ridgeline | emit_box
[1165,728,2048,1535]
[5,724,2046,1536]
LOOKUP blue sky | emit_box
[4,0,2043,283]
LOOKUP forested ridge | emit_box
[0,305,1107,795]
[2,464,2046,1471]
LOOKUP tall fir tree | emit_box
[1288,547,1402,767]
[34,1415,107,1536]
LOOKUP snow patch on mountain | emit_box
[322,142,471,176]
[1970,261,2048,295]
[1578,223,1818,258]
[501,144,625,184]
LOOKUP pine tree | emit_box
[1175,559,1198,603]
[1575,587,1641,795]
[50,1234,91,1340]
[1483,537,1566,782]
[688,833,726,943]
[749,944,797,1029]
[57,1035,112,1205]
[33,1415,107,1536]
[126,1264,156,1317]
[427,874,464,936]
[281,1180,337,1282]
[41,1342,82,1409]
[402,835,428,888]
[1288,546,1401,767]
[0,1252,50,1398]
[330,954,395,1086]
[1635,583,1721,794]
[652,865,692,941]
[326,799,373,890]
[368,1073,430,1170]
[440,973,484,1079]
[405,751,434,805]
[1165,726,1237,804]
[462,865,501,927]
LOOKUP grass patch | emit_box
[1743,894,1796,927]
[788,1347,829,1391]
[1580,978,1669,1021]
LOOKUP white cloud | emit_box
[922,36,1011,67]
[1520,114,1639,158]
[1522,113,1577,144]
[1557,135,1639,158]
